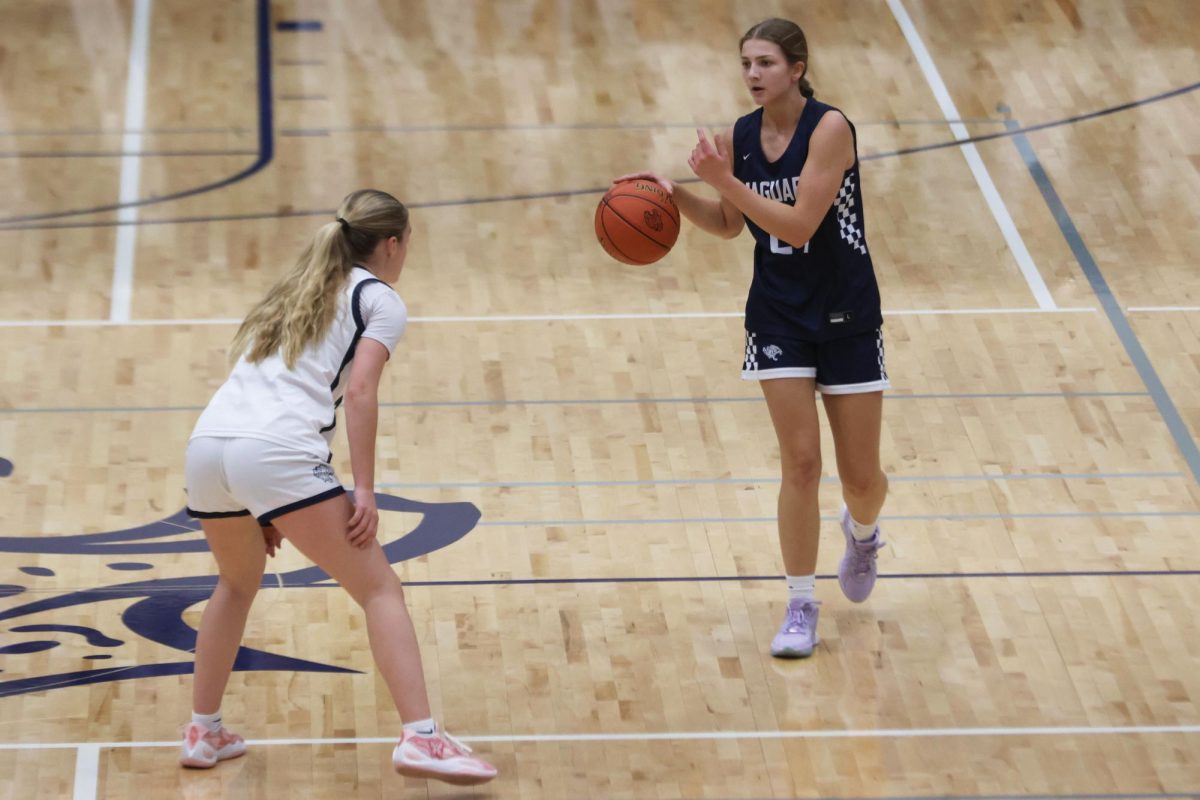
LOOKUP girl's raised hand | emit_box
[687,129,732,187]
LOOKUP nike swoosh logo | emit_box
[742,154,750,160]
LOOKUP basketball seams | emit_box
[596,201,641,264]
[602,198,677,250]
[593,182,680,265]
[599,202,665,264]
[602,200,672,256]
[606,188,680,227]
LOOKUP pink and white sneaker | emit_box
[178,722,246,768]
[392,729,497,786]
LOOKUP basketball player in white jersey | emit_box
[180,189,496,785]
[616,19,890,659]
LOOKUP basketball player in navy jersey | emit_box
[616,18,889,658]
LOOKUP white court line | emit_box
[58,724,1200,800]
[109,0,152,323]
[0,306,1097,328]
[25,722,1200,752]
[884,0,1056,311]
[1128,306,1200,313]
[72,745,99,800]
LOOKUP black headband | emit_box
[336,217,351,233]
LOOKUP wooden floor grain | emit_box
[2,0,1199,796]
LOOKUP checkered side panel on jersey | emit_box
[744,332,758,371]
[835,174,868,256]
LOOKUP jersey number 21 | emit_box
[770,235,810,255]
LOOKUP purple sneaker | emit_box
[770,598,821,658]
[838,506,885,603]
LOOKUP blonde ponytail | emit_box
[230,189,409,368]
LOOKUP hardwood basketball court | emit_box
[1,1,1198,797]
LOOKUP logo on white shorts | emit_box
[763,344,783,361]
[312,464,336,484]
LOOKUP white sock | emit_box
[192,710,222,733]
[786,574,816,603]
[847,508,878,541]
[403,718,436,736]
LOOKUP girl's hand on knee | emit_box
[347,487,379,548]
[261,524,283,557]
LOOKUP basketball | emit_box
[594,180,681,265]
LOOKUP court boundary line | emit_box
[0,80,1195,233]
[363,569,1200,588]
[0,390,1153,416]
[0,390,1155,415]
[0,306,1097,328]
[71,745,99,800]
[5,570,1197,605]
[278,117,1010,136]
[0,149,255,159]
[473,510,1200,527]
[0,117,1000,144]
[374,471,1183,490]
[8,568,1197,598]
[885,0,1054,310]
[110,0,153,323]
[1004,119,1200,485]
[0,127,253,137]
[5,721,1195,752]
[867,80,1200,162]
[34,723,1200,799]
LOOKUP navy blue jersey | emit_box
[732,99,883,341]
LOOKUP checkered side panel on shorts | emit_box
[744,331,758,371]
[836,174,868,256]
[876,329,888,382]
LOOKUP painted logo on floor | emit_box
[0,483,480,698]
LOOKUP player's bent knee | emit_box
[840,467,886,499]
[216,575,260,603]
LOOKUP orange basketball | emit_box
[594,180,681,265]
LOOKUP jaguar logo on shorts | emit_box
[312,464,336,484]
[643,209,664,232]
[763,344,783,362]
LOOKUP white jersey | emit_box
[191,266,407,458]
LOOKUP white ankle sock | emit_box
[192,710,222,733]
[403,718,436,736]
[786,574,816,602]
[847,510,878,541]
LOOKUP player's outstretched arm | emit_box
[613,137,743,240]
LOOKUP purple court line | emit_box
[6,569,1198,597]
[0,150,255,159]
[0,126,252,137]
[0,81,1195,232]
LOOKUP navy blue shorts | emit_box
[741,327,890,394]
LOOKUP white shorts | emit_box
[185,436,346,525]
